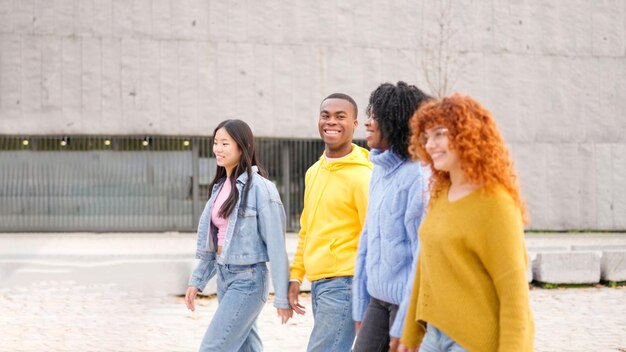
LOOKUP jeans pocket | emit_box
[226,264,255,275]
[318,276,352,301]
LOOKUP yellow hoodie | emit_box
[290,144,372,282]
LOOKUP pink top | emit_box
[211,180,232,247]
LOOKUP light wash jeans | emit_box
[307,276,355,352]
[199,262,268,352]
[419,324,467,352]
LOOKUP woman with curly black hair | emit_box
[352,81,431,352]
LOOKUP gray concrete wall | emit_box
[0,0,624,230]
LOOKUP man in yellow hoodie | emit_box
[289,93,373,352]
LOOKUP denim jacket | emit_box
[188,166,290,309]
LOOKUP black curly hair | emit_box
[367,81,430,159]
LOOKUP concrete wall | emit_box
[0,0,624,230]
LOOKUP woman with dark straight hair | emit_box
[184,119,292,352]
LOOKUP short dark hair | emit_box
[367,81,430,159]
[322,93,358,118]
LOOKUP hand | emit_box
[388,337,399,352]
[354,321,361,334]
[288,281,306,315]
[277,308,293,324]
[396,343,417,352]
[184,286,199,312]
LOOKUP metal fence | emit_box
[0,135,366,232]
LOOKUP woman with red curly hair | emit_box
[396,94,535,352]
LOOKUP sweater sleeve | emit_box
[400,255,427,348]
[352,168,371,321]
[354,172,370,228]
[390,174,428,337]
[352,226,370,322]
[474,193,533,351]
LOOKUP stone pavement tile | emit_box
[530,286,626,351]
[1,281,625,351]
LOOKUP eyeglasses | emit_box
[418,128,449,146]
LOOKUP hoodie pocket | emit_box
[328,238,339,267]
[304,237,338,274]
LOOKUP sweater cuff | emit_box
[390,298,408,338]
[352,297,370,322]
[389,319,402,338]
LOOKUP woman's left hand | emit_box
[184,286,199,312]
[276,308,293,324]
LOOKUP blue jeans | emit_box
[307,276,355,352]
[199,262,269,352]
[419,324,467,352]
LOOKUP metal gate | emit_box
[0,135,365,232]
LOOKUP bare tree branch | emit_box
[420,0,469,98]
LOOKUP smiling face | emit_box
[213,127,242,176]
[364,112,388,150]
[318,98,358,158]
[423,126,461,175]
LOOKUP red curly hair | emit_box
[409,93,528,224]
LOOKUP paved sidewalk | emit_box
[0,280,625,351]
[1,232,626,351]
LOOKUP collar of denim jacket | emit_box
[235,165,259,185]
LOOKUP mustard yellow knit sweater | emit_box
[401,185,534,351]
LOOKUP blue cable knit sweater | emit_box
[352,148,429,338]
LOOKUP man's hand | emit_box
[184,286,199,312]
[288,281,306,315]
[277,308,293,324]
